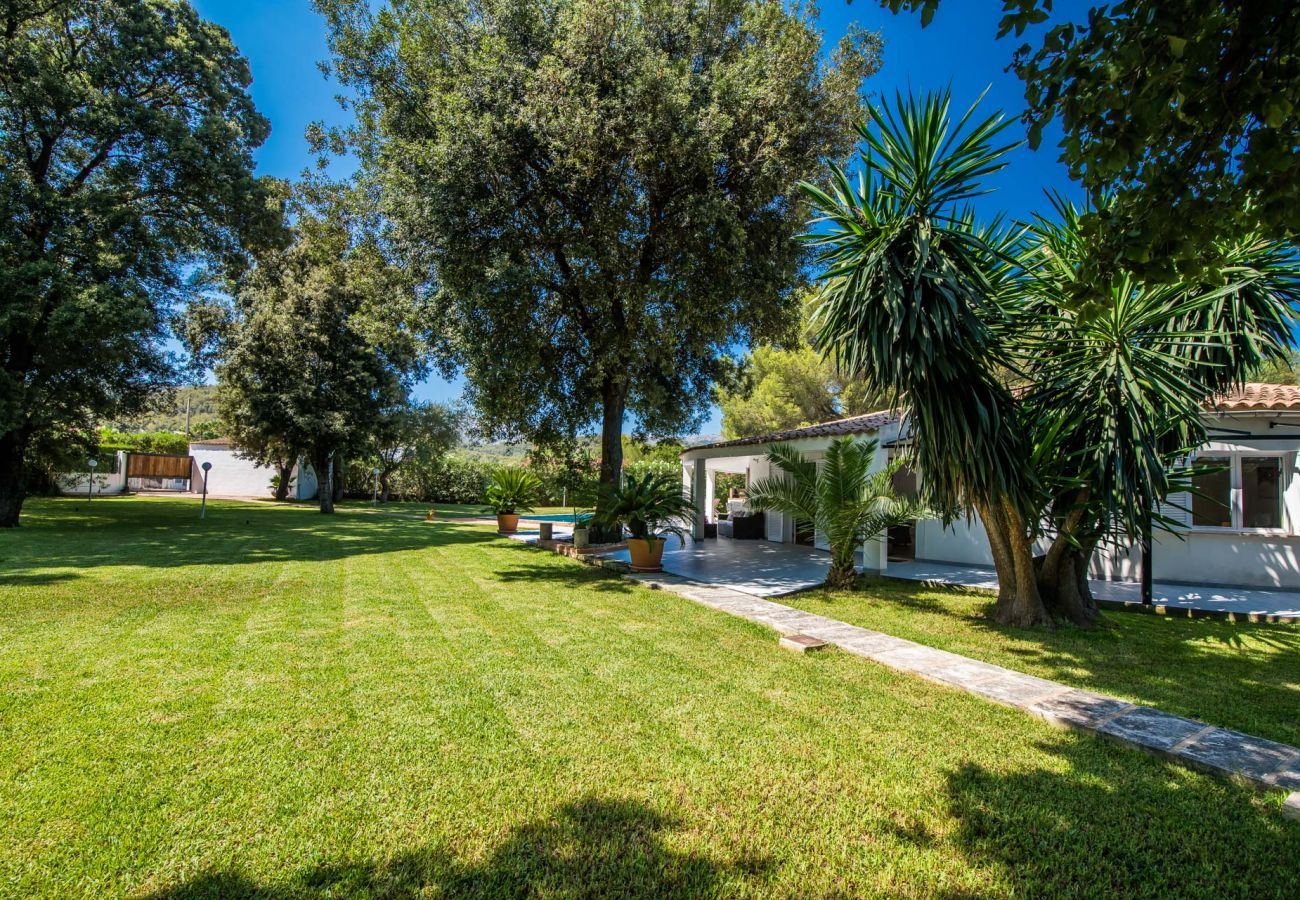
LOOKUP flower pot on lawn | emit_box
[627,537,666,572]
[497,513,520,533]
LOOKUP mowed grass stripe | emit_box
[1,499,1297,898]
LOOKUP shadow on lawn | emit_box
[940,734,1300,896]
[0,499,498,584]
[147,796,760,899]
[492,560,635,593]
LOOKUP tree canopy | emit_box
[213,185,432,513]
[882,0,1300,283]
[716,302,885,439]
[0,0,280,524]
[314,0,882,525]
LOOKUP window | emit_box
[1242,456,1284,530]
[1191,457,1232,528]
[1190,453,1289,532]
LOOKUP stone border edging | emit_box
[620,570,1300,820]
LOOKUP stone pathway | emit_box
[624,570,1300,820]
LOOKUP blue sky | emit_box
[191,0,1089,436]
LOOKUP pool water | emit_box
[519,513,579,523]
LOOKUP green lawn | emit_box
[786,579,1300,748]
[2,498,1297,897]
[345,501,574,519]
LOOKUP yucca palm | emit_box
[801,88,1050,623]
[748,437,930,590]
[804,88,1300,627]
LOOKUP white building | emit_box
[681,384,1300,591]
[187,439,318,500]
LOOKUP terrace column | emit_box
[692,458,709,541]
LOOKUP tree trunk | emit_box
[977,496,1052,627]
[379,471,391,503]
[0,429,30,527]
[274,461,292,502]
[590,377,627,544]
[825,554,858,590]
[1038,533,1100,627]
[332,452,346,503]
[314,450,335,514]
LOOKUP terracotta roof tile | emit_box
[687,382,1300,456]
[1210,383,1300,412]
[685,409,900,453]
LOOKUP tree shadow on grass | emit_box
[491,560,635,593]
[147,796,762,898]
[0,499,499,584]
[941,733,1300,897]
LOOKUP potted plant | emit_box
[485,467,541,533]
[571,510,594,549]
[592,471,694,572]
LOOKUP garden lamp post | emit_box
[200,461,212,519]
[371,467,380,505]
[86,458,97,503]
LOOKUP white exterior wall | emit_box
[57,451,128,495]
[913,412,1300,589]
[188,446,318,501]
[684,411,1300,590]
[190,446,277,498]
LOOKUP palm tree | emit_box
[747,437,930,590]
[801,89,1299,626]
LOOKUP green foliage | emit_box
[485,467,542,516]
[748,438,929,588]
[715,304,888,440]
[314,0,883,494]
[95,428,190,457]
[395,455,496,505]
[364,401,462,501]
[212,183,432,512]
[800,89,1026,520]
[591,470,694,550]
[1251,350,1300,386]
[0,0,281,524]
[884,0,1300,283]
[804,88,1300,625]
[110,386,222,436]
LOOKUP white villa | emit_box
[681,384,1300,591]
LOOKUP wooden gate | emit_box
[126,453,193,490]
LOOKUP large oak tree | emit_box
[0,0,280,525]
[314,0,882,528]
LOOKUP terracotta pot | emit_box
[627,537,665,572]
[497,513,520,533]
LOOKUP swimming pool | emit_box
[519,513,580,523]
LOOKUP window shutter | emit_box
[1159,491,1192,529]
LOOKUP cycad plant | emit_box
[485,467,541,515]
[748,437,930,590]
[592,471,694,557]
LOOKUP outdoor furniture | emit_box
[729,511,765,540]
